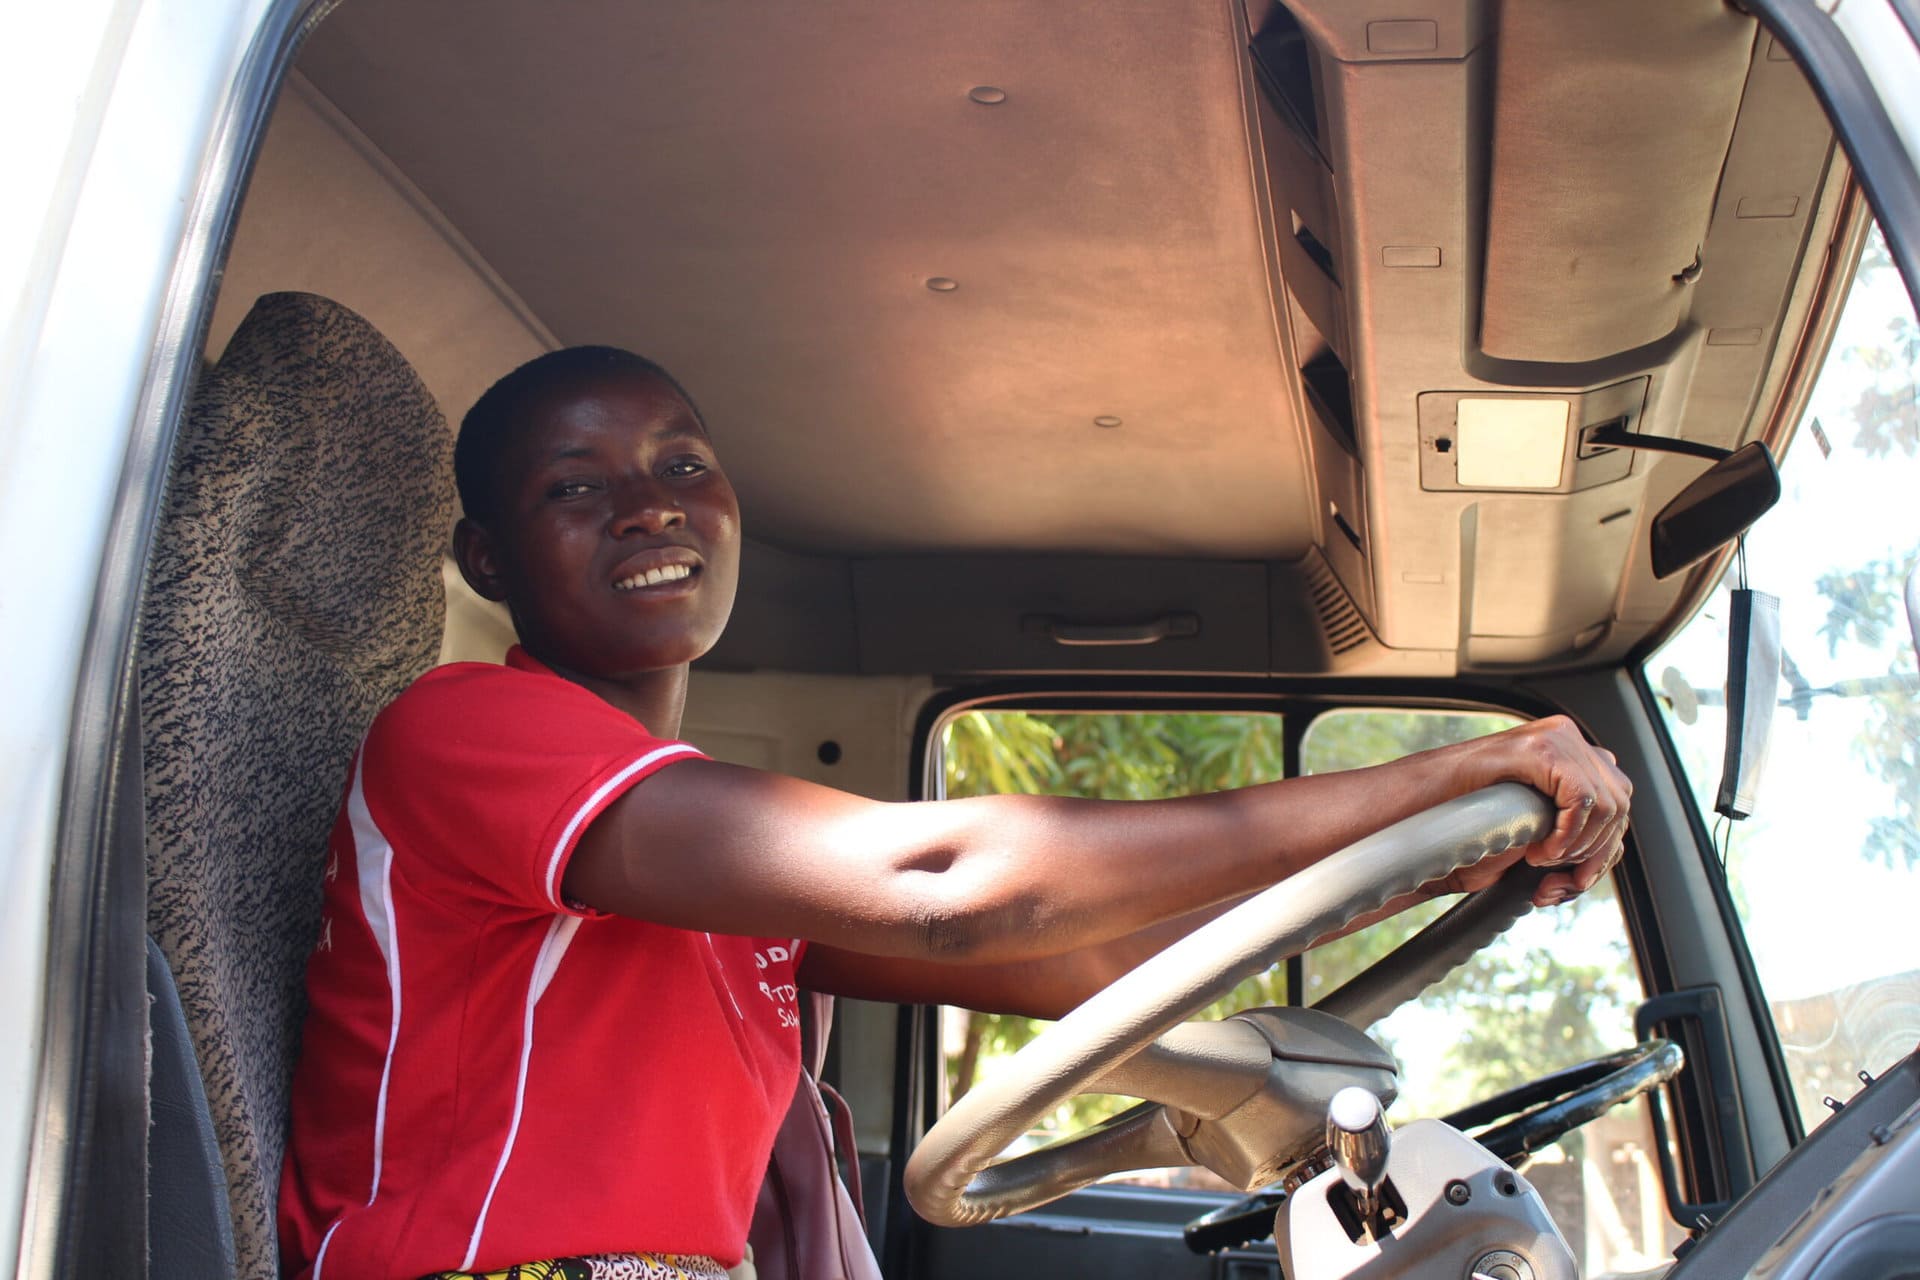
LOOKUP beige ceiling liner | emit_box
[298,0,1317,560]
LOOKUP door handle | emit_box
[1020,612,1201,647]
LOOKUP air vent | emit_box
[1305,556,1372,656]
[1301,350,1358,456]
[1292,212,1339,285]
[1249,6,1330,170]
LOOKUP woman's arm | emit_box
[796,899,1251,1019]
[793,825,1614,1019]
[561,715,1627,968]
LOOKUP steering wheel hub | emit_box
[1179,1009,1396,1190]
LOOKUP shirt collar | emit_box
[504,644,555,677]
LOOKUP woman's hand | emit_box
[1427,716,1632,908]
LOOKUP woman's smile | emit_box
[610,545,705,594]
[614,563,696,592]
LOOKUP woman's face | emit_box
[456,369,742,680]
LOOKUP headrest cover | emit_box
[171,290,454,677]
[143,291,454,1279]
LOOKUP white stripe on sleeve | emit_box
[542,742,703,908]
[310,1218,344,1280]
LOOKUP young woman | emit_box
[279,347,1629,1280]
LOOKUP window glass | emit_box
[1646,223,1920,1133]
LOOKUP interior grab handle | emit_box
[1021,612,1200,647]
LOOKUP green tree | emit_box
[1812,553,1920,869]
[1297,709,1517,1007]
[1447,944,1629,1095]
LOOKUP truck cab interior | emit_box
[18,1,1920,1279]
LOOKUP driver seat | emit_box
[141,292,454,1278]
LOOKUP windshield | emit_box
[1646,222,1919,1133]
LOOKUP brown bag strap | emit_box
[800,988,834,1079]
[817,1080,867,1232]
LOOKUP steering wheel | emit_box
[1447,1040,1682,1163]
[903,783,1564,1228]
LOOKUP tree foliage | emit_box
[1841,229,1919,458]
[941,710,1293,1124]
[1442,941,1632,1099]
[1810,226,1920,868]
[943,710,1288,803]
[1843,308,1919,460]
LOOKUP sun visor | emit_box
[1478,1,1755,364]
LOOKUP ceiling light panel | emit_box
[1453,397,1570,489]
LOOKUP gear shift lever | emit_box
[1327,1087,1391,1222]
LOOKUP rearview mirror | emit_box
[1650,442,1782,580]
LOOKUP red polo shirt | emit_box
[280,647,804,1279]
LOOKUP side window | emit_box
[1647,222,1920,1134]
[932,705,1683,1272]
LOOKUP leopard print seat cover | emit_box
[142,292,456,1278]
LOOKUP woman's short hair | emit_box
[454,346,705,526]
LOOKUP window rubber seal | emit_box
[1889,0,1920,50]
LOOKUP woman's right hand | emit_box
[1434,716,1632,908]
